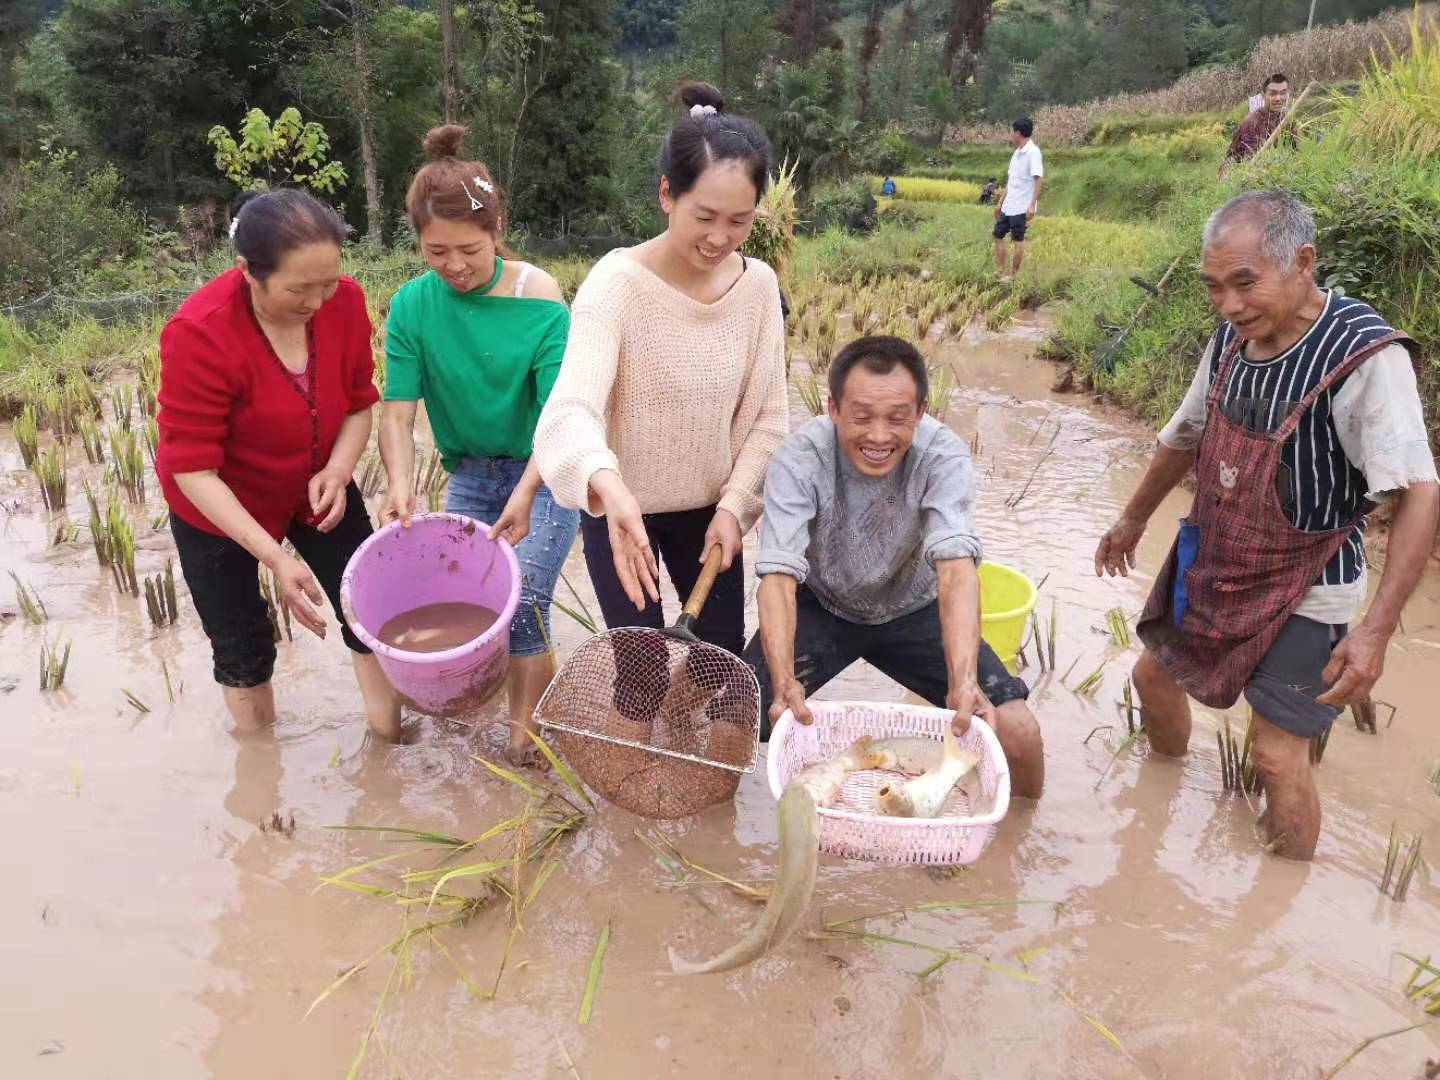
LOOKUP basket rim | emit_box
[765,701,1013,828]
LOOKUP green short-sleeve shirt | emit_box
[382,267,570,471]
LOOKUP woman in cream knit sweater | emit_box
[534,81,787,661]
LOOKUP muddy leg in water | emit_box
[352,653,402,741]
[1248,712,1320,861]
[223,683,277,732]
[504,654,554,766]
[1132,649,1192,756]
[994,700,1045,799]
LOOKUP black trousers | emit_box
[579,505,748,723]
[742,584,1031,740]
[171,481,373,688]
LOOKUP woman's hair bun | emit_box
[422,124,467,159]
[231,189,264,218]
[676,80,725,114]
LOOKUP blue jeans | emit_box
[445,456,580,658]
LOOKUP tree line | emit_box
[0,0,1415,250]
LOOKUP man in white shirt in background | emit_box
[992,116,1044,283]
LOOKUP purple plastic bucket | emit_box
[340,512,521,717]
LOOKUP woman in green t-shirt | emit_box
[378,125,578,765]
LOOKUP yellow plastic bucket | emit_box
[979,561,1038,673]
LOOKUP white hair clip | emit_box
[474,176,494,194]
[460,179,485,211]
[690,104,718,120]
[229,215,240,240]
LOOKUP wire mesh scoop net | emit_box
[536,545,760,819]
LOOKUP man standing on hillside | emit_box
[1094,190,1438,862]
[1224,73,1296,166]
[993,117,1043,283]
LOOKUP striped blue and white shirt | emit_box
[1159,291,1435,625]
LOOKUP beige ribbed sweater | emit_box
[534,250,788,532]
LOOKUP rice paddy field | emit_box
[2,180,1440,1079]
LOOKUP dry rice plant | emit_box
[944,6,1432,145]
[926,360,956,424]
[15,404,39,469]
[741,158,799,276]
[1218,717,1263,797]
[357,451,385,499]
[1380,822,1425,901]
[794,372,826,416]
[1323,18,1440,160]
[143,560,180,628]
[259,565,293,643]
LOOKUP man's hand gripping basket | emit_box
[767,701,1011,865]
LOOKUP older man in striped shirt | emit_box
[1094,190,1438,861]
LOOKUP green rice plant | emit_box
[1074,662,1106,698]
[985,293,1021,332]
[1399,953,1440,1017]
[82,479,113,568]
[143,560,180,628]
[137,347,161,418]
[107,500,139,596]
[9,571,47,624]
[51,522,79,546]
[926,360,955,424]
[111,385,133,432]
[15,404,39,469]
[32,444,67,512]
[850,287,875,333]
[109,428,145,503]
[39,636,72,691]
[1218,716,1262,796]
[794,372,826,417]
[78,413,105,465]
[162,658,178,702]
[1122,677,1136,736]
[142,417,158,467]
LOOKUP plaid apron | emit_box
[1136,330,1411,708]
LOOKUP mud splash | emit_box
[1,312,1437,1079]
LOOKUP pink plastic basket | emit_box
[766,701,1011,865]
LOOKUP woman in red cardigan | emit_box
[157,188,400,738]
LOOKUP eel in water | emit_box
[667,735,883,975]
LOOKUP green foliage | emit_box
[612,0,677,51]
[674,0,777,107]
[0,150,152,302]
[855,125,915,177]
[207,107,348,194]
[762,60,861,189]
[806,178,877,235]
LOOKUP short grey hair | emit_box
[1202,190,1316,267]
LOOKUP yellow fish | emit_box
[872,725,980,818]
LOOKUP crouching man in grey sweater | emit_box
[742,335,1044,798]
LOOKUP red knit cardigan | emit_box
[156,268,380,539]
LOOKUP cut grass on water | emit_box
[578,921,610,1025]
[311,757,591,1076]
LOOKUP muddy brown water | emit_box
[2,314,1438,1079]
[377,601,501,654]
